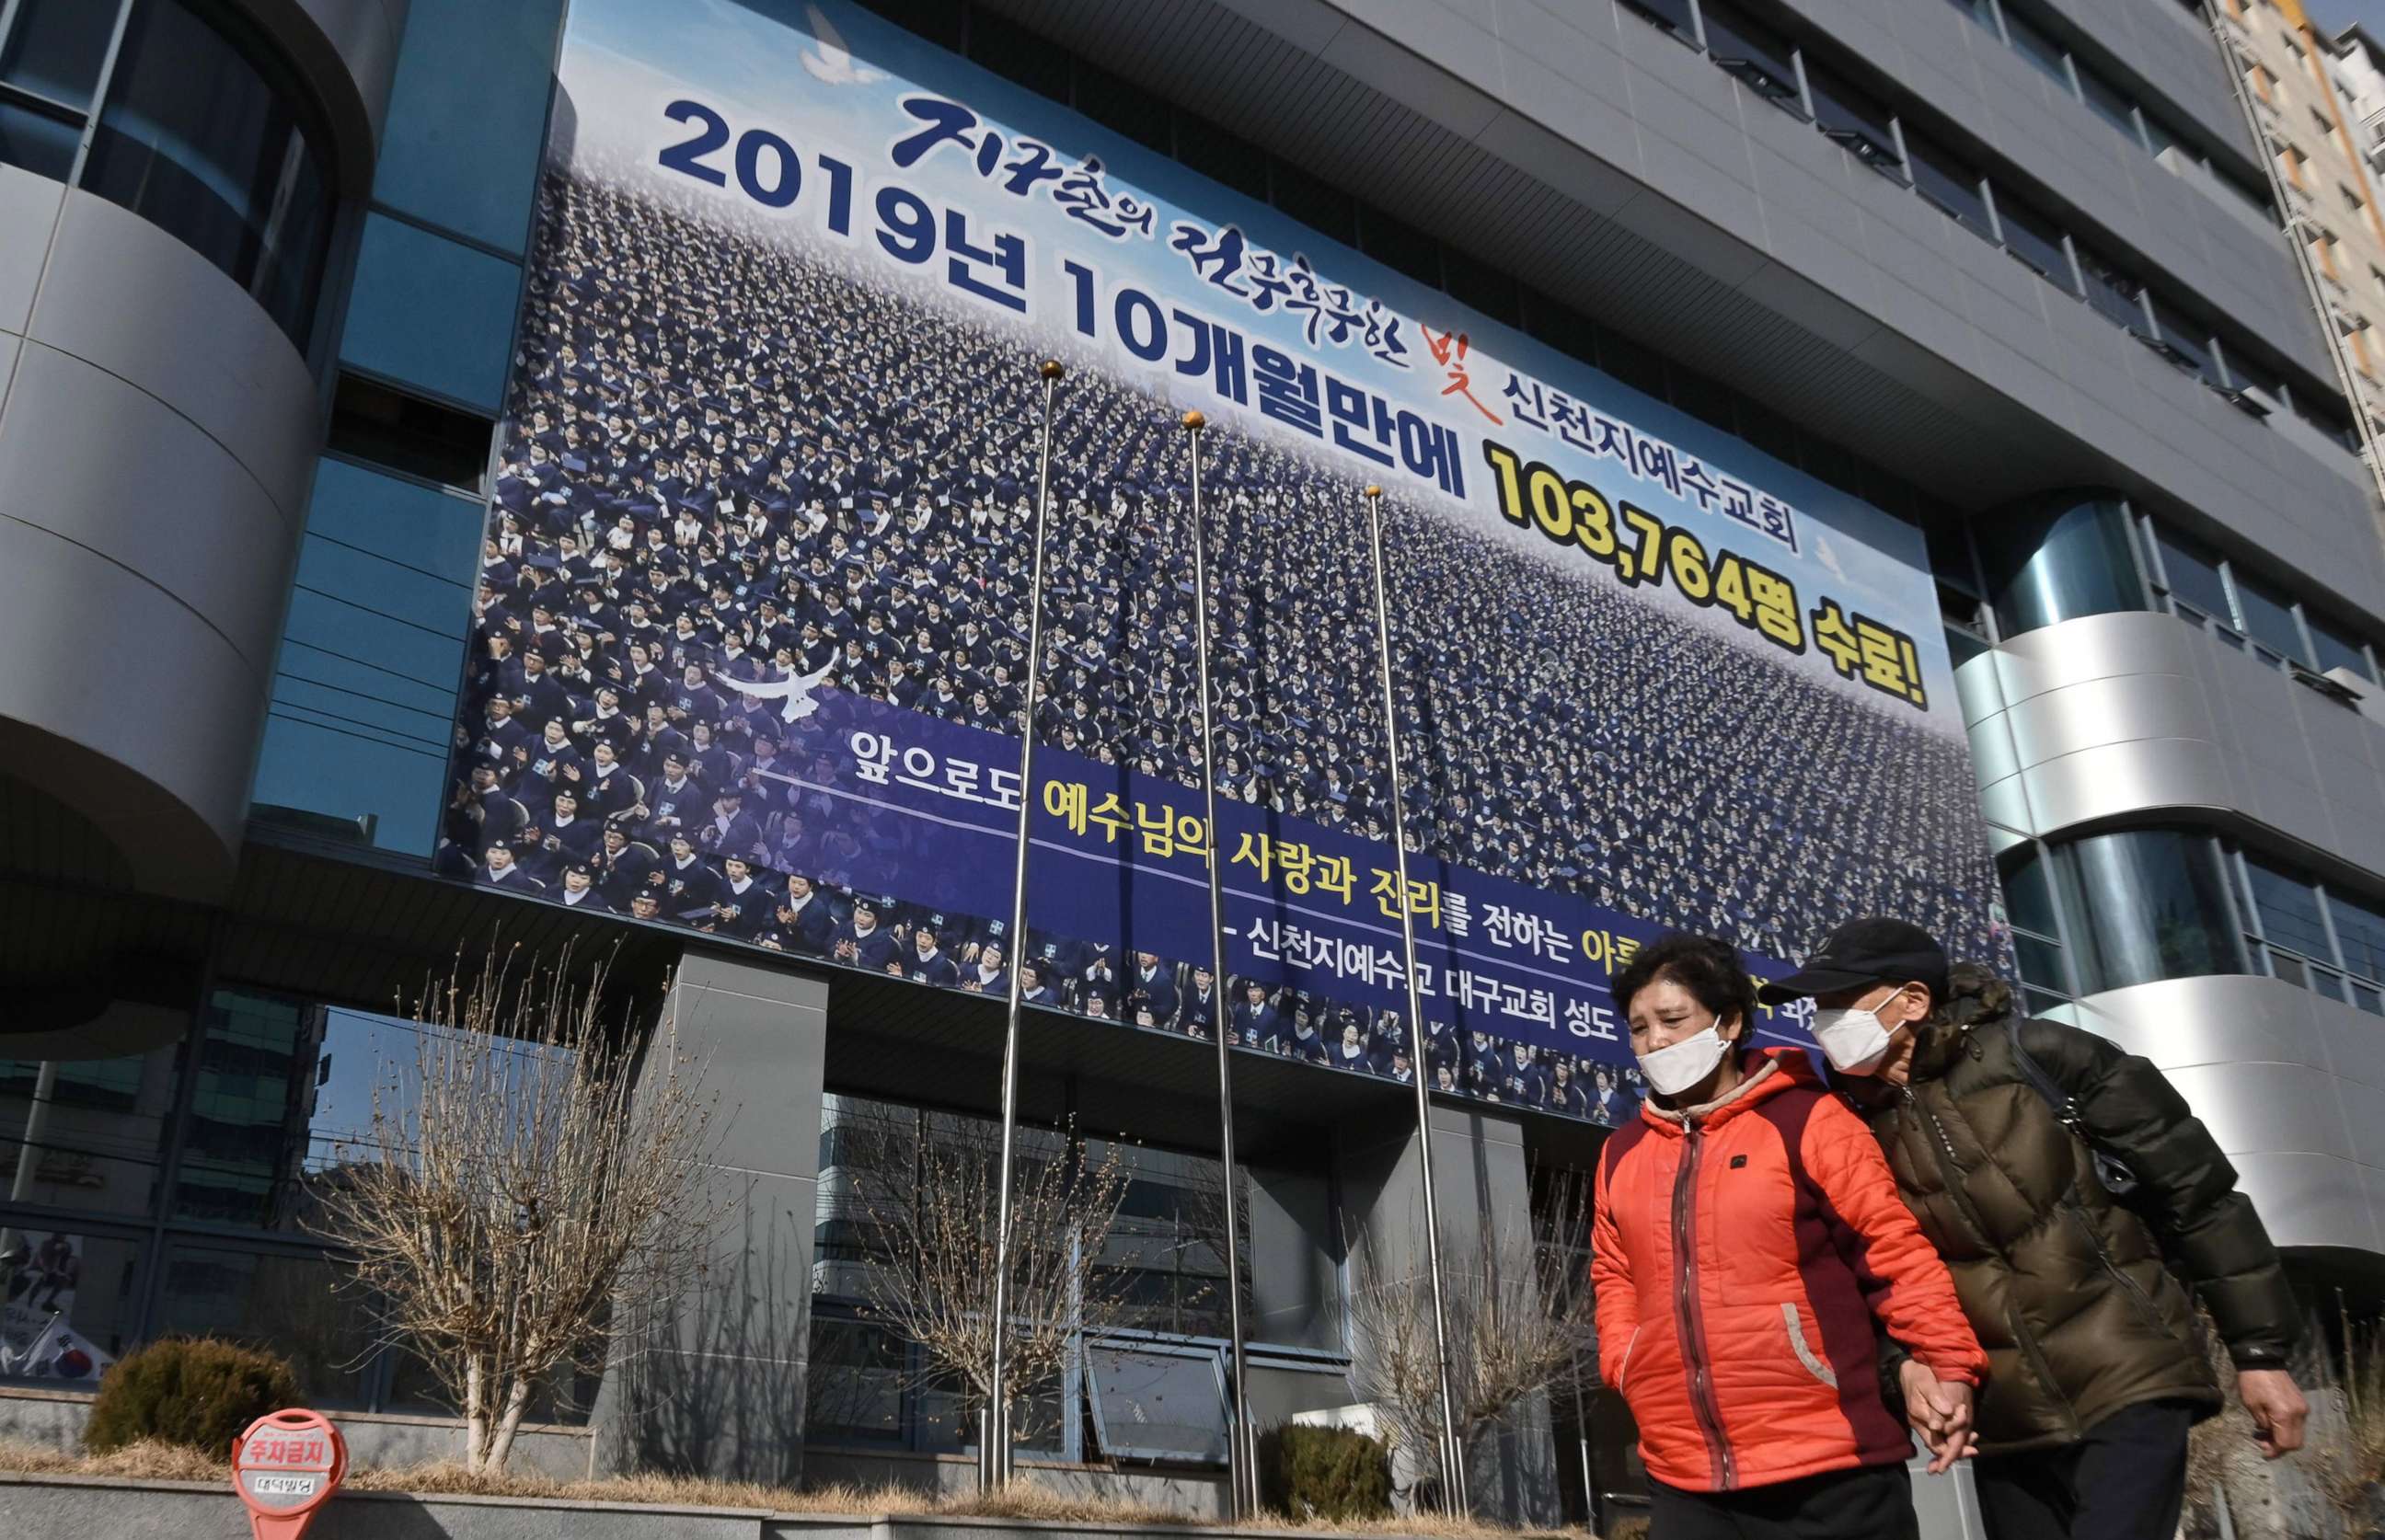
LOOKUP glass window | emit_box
[80,0,336,347]
[2293,393,2361,453]
[1908,131,1994,234]
[339,214,523,416]
[2066,830,2246,990]
[2003,10,2075,94]
[2077,244,2150,333]
[369,0,568,258]
[1700,2,1801,106]
[2309,614,2377,683]
[1621,0,1697,37]
[2226,349,2287,404]
[0,98,79,178]
[172,994,444,1234]
[1087,1344,1228,1462]
[2331,892,2385,983]
[2243,857,2333,960]
[2229,569,2311,666]
[2142,110,2180,158]
[2149,296,2222,387]
[172,992,325,1229]
[0,0,119,110]
[1809,66,1902,168]
[2149,523,2234,624]
[2077,64,2141,143]
[1995,189,2075,292]
[1945,0,1999,29]
[0,1019,186,1220]
[805,1315,907,1443]
[151,1246,374,1404]
[2354,981,2384,1017]
[1976,494,2144,637]
[0,1228,142,1384]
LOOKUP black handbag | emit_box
[2003,1019,2140,1200]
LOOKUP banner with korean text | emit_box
[446,0,2007,1125]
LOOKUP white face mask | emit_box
[1812,990,1909,1075]
[1634,1015,1732,1098]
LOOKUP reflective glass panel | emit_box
[2331,893,2385,983]
[805,1316,906,1442]
[0,1016,187,1219]
[2068,830,2245,990]
[1700,1,1801,104]
[0,99,78,178]
[0,1228,141,1384]
[2149,297,2222,387]
[2230,570,2310,665]
[2150,524,2234,622]
[2001,846,2062,937]
[2078,244,2149,333]
[1810,66,1902,167]
[152,1246,373,1404]
[1909,132,1993,233]
[80,0,335,345]
[1622,0,1697,36]
[2309,615,2377,683]
[1996,190,2076,293]
[2077,64,2140,142]
[2003,10,2074,93]
[1976,494,2144,637]
[2244,857,2332,960]
[0,0,118,109]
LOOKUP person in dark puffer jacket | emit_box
[1761,916,2308,1540]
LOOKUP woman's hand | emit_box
[1899,1360,1977,1474]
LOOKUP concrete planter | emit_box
[0,1474,796,1540]
[0,1474,1469,1540]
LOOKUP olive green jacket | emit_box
[1849,969,2299,1455]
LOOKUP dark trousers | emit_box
[1649,1462,1918,1539]
[1972,1398,2196,1540]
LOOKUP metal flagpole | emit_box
[986,359,1065,1488]
[1361,484,1467,1511]
[1181,410,1260,1518]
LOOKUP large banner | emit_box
[442,0,2007,1126]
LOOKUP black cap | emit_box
[1758,916,1949,1006]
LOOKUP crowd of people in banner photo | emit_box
[439,167,2004,1126]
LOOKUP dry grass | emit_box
[0,1441,1583,1535]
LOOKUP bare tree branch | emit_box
[306,944,727,1474]
[1342,1162,1599,1492]
[827,1103,1135,1452]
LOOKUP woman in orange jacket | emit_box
[1593,934,1988,1539]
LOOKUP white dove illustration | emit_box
[801,4,887,86]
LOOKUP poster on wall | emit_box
[0,1232,110,1382]
[439,0,2005,1126]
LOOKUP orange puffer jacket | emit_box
[1592,1049,1987,1493]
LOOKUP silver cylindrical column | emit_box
[1181,411,1259,1516]
[1362,485,1467,1511]
[985,360,1066,1488]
